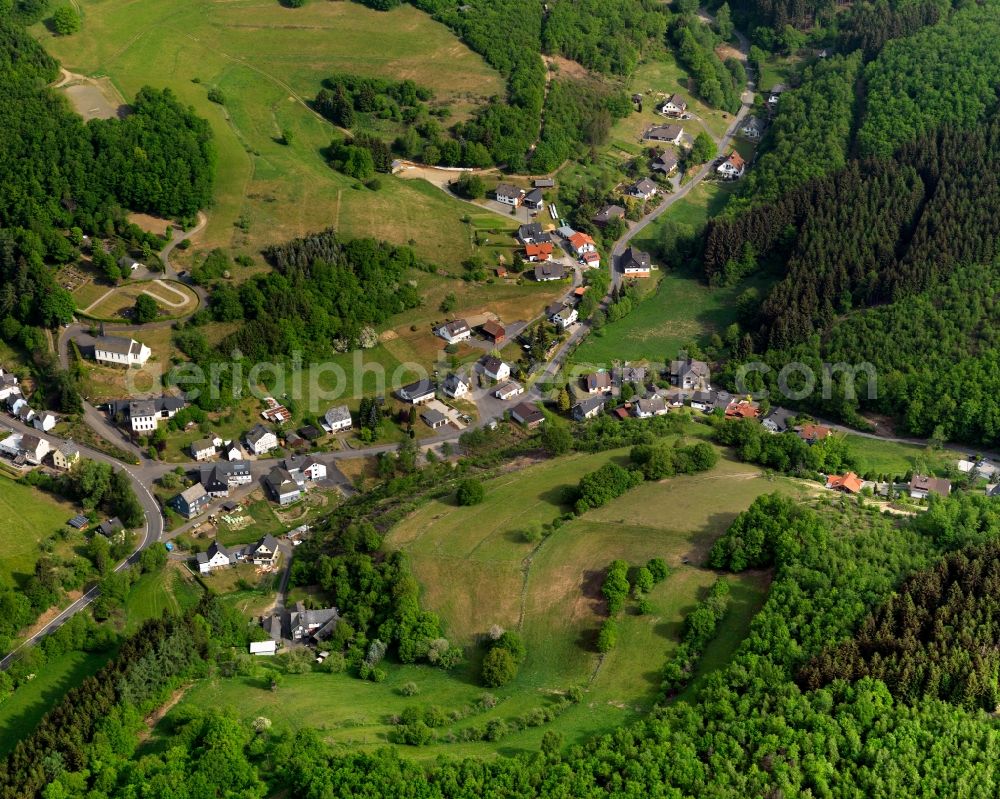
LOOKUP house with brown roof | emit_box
[480,319,506,344]
[660,93,687,117]
[583,371,612,394]
[643,124,684,145]
[797,423,831,444]
[826,472,863,494]
[717,151,745,179]
[592,204,626,226]
[511,401,545,428]
[908,474,952,500]
[725,399,760,419]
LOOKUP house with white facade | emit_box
[245,424,278,456]
[191,439,216,461]
[93,335,151,367]
[32,412,57,432]
[481,356,511,383]
[494,382,523,400]
[621,246,652,277]
[660,93,687,117]
[442,373,470,399]
[323,405,352,433]
[436,319,472,344]
[717,151,745,179]
[495,183,525,206]
[197,541,237,574]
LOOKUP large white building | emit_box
[93,336,151,367]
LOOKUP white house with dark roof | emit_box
[660,93,687,117]
[197,541,237,574]
[199,460,252,496]
[573,396,606,421]
[495,182,525,206]
[621,246,652,277]
[397,379,436,404]
[245,424,278,456]
[627,178,659,200]
[93,335,151,367]
[481,356,511,383]
[495,381,523,400]
[436,319,472,344]
[323,405,352,433]
[32,412,57,432]
[442,373,470,399]
[643,124,684,145]
[634,395,668,418]
[534,262,566,282]
[670,358,711,390]
[265,466,301,505]
[191,438,216,461]
[0,371,20,401]
[522,187,545,209]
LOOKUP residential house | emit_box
[583,371,612,394]
[170,483,211,520]
[265,466,301,505]
[592,204,626,227]
[287,601,340,642]
[652,151,678,176]
[421,408,449,429]
[323,405,352,433]
[32,412,57,432]
[660,93,687,117]
[200,460,252,497]
[761,407,795,433]
[20,433,49,465]
[298,425,324,442]
[516,222,549,245]
[689,389,715,412]
[643,124,684,145]
[250,640,277,656]
[437,319,472,344]
[797,423,831,444]
[481,319,506,344]
[495,382,524,400]
[245,424,278,456]
[620,246,651,277]
[626,178,659,201]
[524,242,554,262]
[197,541,236,574]
[549,303,577,329]
[98,517,125,538]
[717,151,745,179]
[443,373,470,399]
[93,335,151,367]
[0,372,20,401]
[534,262,566,281]
[495,183,525,206]
[481,356,511,382]
[510,401,544,428]
[109,396,184,433]
[52,441,80,470]
[615,366,647,387]
[568,231,597,256]
[397,379,436,404]
[670,358,711,390]
[581,251,601,268]
[496,265,508,279]
[634,395,668,418]
[16,405,34,425]
[573,396,606,421]
[826,472,863,494]
[284,454,326,482]
[725,399,760,419]
[7,396,26,415]
[245,534,281,567]
[909,475,952,500]
[522,187,545,209]
[191,439,216,461]
[741,116,766,140]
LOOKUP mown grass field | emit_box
[39,0,505,269]
[0,476,79,588]
[0,651,112,754]
[166,443,799,758]
[843,434,954,478]
[124,563,204,632]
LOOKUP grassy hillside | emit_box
[38,0,505,268]
[0,476,79,588]
[165,448,798,758]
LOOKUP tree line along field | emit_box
[37,0,505,269]
[152,436,807,760]
[0,476,81,589]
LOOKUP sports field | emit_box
[39,0,506,268]
[0,476,79,588]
